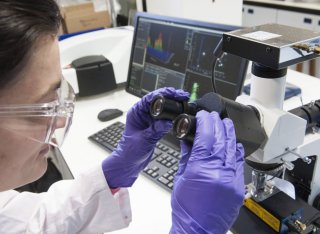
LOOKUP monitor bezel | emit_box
[125,12,245,98]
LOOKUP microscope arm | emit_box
[285,99,320,205]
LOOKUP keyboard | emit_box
[88,121,181,192]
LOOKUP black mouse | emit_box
[98,109,123,122]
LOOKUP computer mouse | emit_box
[97,108,123,122]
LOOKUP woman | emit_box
[0,1,245,233]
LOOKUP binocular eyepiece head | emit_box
[149,93,267,157]
[150,95,196,142]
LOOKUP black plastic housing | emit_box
[72,55,117,97]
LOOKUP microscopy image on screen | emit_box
[184,72,213,101]
[188,32,221,76]
[145,23,189,73]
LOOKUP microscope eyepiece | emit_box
[173,114,196,142]
[150,95,185,120]
[150,96,165,117]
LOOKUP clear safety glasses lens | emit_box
[0,78,75,147]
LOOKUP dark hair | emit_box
[0,0,62,88]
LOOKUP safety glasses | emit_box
[0,78,75,147]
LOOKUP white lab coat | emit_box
[0,165,132,233]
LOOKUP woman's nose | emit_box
[55,116,66,129]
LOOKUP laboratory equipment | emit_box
[60,26,134,94]
[222,24,320,233]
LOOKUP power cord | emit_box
[211,38,224,93]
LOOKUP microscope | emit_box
[150,24,320,233]
[222,24,320,233]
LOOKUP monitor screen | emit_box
[126,12,248,101]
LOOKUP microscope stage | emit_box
[223,24,320,69]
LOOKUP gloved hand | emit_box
[102,87,189,188]
[170,110,245,234]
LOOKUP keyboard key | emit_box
[168,175,174,181]
[173,152,180,158]
[168,169,175,175]
[162,146,169,151]
[158,177,169,185]
[156,157,163,163]
[151,166,159,172]
[151,172,158,178]
[171,159,177,164]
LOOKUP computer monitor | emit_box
[126,12,248,101]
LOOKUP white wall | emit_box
[135,0,143,12]
[137,0,243,26]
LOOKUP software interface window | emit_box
[128,17,245,101]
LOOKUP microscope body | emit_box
[222,24,320,233]
[237,69,320,206]
[237,88,306,164]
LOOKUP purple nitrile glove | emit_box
[102,87,189,188]
[170,110,245,234]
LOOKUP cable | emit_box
[211,58,217,92]
[211,38,224,93]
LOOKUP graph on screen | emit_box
[146,33,175,64]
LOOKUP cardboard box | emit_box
[61,2,111,34]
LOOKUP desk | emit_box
[60,69,320,234]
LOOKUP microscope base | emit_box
[244,191,316,233]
